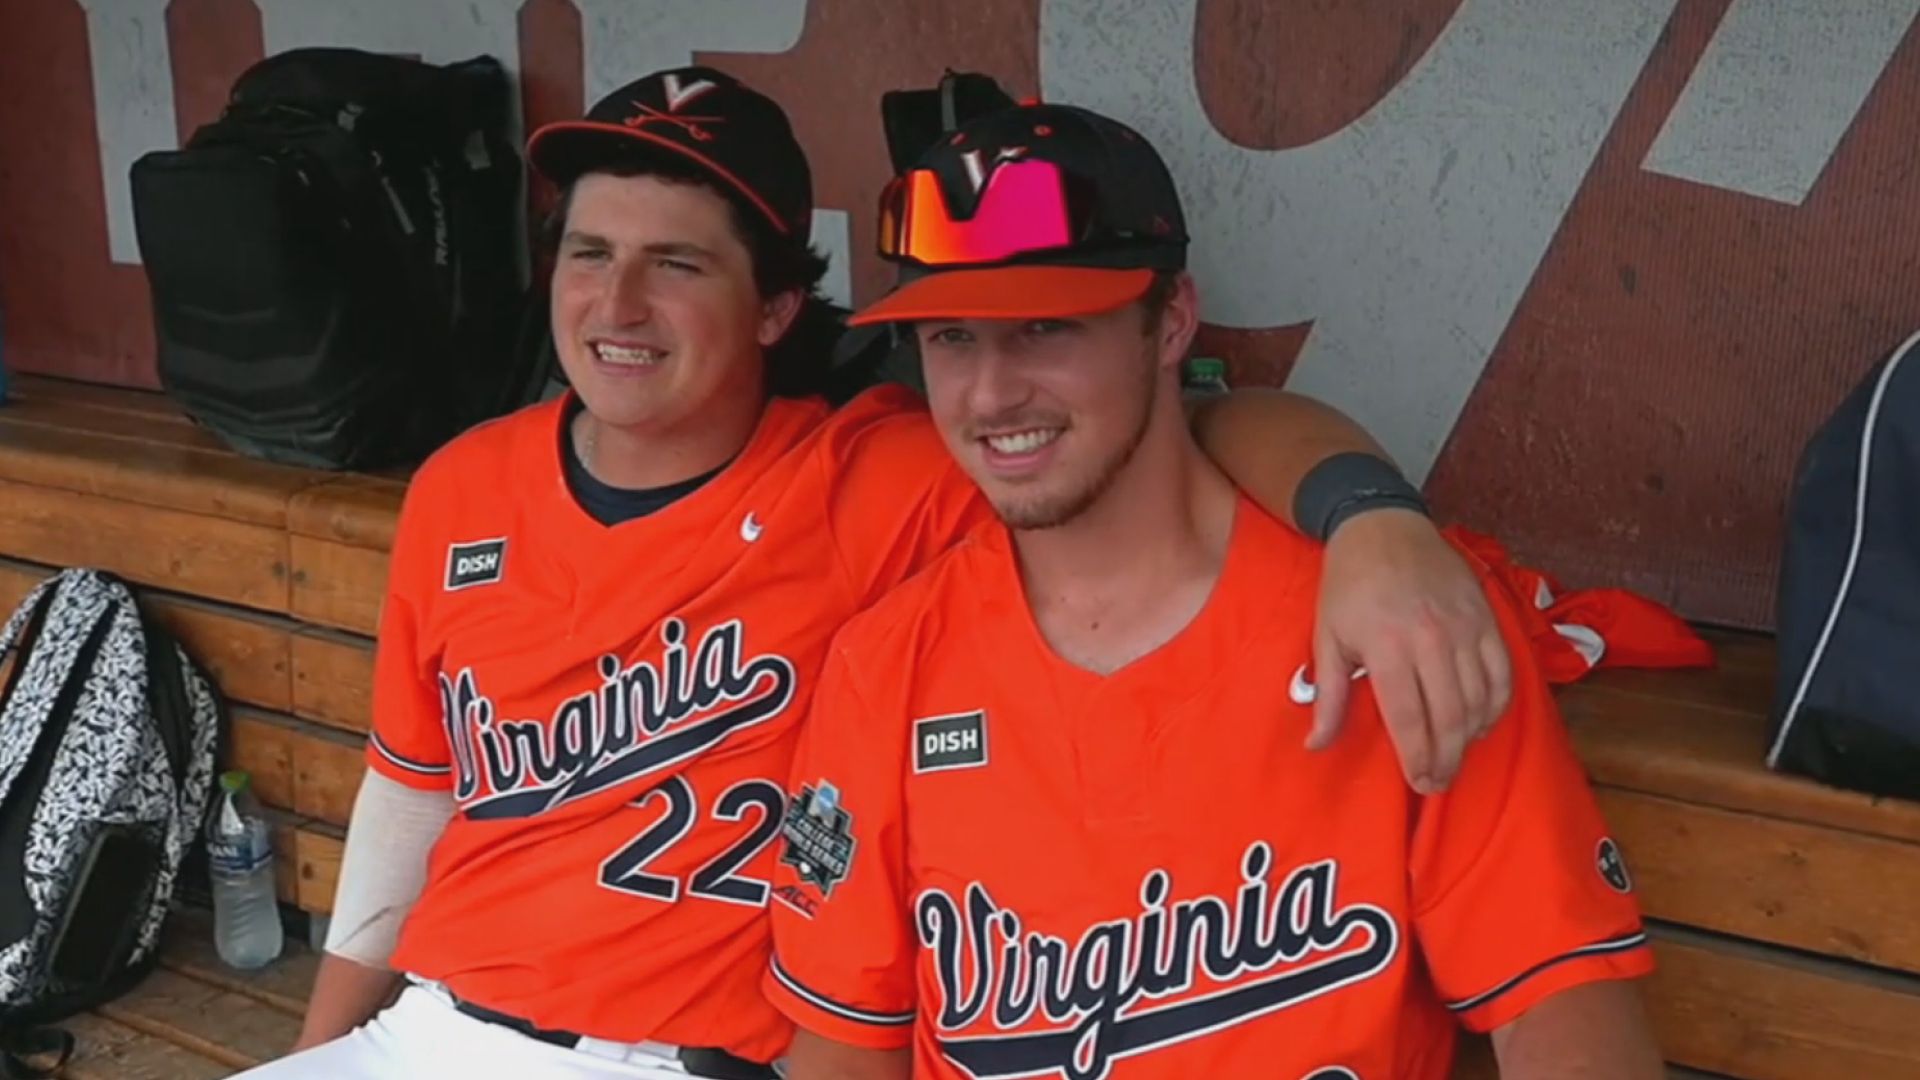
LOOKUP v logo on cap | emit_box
[662,72,719,111]
[957,146,1031,197]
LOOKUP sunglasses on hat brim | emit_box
[878,158,1108,267]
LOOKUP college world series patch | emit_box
[781,781,855,897]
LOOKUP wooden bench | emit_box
[0,376,398,917]
[38,911,319,1078]
[1561,643,1920,1078]
[4,375,1918,1078]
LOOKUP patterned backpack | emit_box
[0,570,221,1074]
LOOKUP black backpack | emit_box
[1767,329,1920,799]
[0,571,222,1077]
[129,47,543,471]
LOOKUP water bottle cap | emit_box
[219,770,250,794]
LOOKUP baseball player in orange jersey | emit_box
[765,101,1664,1079]
[238,68,1523,1080]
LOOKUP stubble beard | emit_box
[990,355,1161,531]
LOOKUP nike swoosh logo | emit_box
[1288,664,1370,706]
[1289,665,1317,705]
[741,513,763,542]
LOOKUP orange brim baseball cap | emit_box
[847,266,1154,326]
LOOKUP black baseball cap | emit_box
[850,101,1188,326]
[526,66,813,239]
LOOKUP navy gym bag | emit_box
[1767,329,1920,800]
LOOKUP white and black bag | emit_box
[1767,330,1920,800]
[0,570,221,1075]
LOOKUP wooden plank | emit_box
[0,556,296,712]
[296,823,346,915]
[0,553,46,614]
[9,374,195,426]
[161,909,319,1016]
[291,628,375,734]
[0,391,228,451]
[0,418,322,527]
[287,475,406,550]
[227,712,296,815]
[1563,682,1920,847]
[295,724,368,828]
[1646,926,1920,1080]
[56,1011,233,1080]
[271,816,296,905]
[289,535,389,636]
[228,709,366,827]
[0,478,290,613]
[1600,788,1920,975]
[158,597,295,715]
[96,967,299,1070]
[1577,628,1777,717]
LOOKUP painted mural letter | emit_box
[1039,0,1676,479]
[253,0,526,80]
[572,0,807,105]
[1643,0,1920,206]
[76,0,177,265]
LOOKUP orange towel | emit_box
[1444,526,1716,683]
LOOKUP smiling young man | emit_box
[237,69,1521,1080]
[765,102,1664,1080]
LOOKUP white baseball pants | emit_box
[231,983,730,1080]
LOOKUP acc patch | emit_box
[772,884,819,919]
[1596,836,1632,893]
[780,781,855,897]
[914,711,988,773]
[445,538,506,590]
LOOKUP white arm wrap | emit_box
[322,770,457,967]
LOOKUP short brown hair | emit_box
[541,156,829,301]
[1138,270,1181,336]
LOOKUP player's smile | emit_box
[588,337,669,376]
[976,421,1069,479]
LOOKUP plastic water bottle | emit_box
[1181,356,1231,396]
[207,770,284,969]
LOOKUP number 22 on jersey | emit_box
[598,776,787,907]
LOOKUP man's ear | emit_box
[1158,272,1202,371]
[758,289,806,347]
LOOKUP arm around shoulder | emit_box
[1187,387,1392,534]
[1187,385,1512,788]
[1490,972,1663,1079]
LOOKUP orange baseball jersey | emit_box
[362,383,987,1063]
[764,500,1654,1079]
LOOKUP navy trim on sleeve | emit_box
[1445,931,1648,1013]
[769,957,915,1027]
[370,731,452,776]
